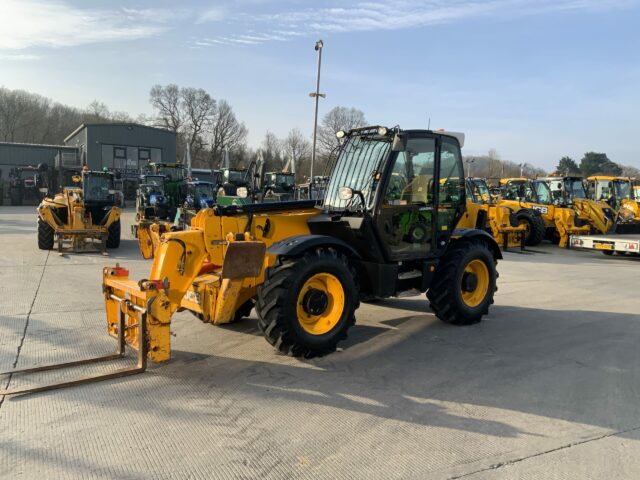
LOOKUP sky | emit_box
[1,0,640,170]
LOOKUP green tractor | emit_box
[143,162,187,216]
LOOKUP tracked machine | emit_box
[4,126,502,395]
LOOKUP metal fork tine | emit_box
[0,302,148,397]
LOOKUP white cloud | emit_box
[197,6,227,24]
[0,0,179,50]
[0,53,42,61]
[198,0,636,46]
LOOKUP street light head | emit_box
[315,40,323,50]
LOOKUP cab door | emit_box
[375,135,437,260]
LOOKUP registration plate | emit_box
[594,242,613,250]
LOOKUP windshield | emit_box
[323,134,391,210]
[614,180,632,199]
[154,165,185,181]
[564,179,586,199]
[194,183,215,196]
[503,180,538,203]
[276,174,295,186]
[532,181,551,204]
[469,179,490,203]
[84,174,114,203]
[226,170,245,183]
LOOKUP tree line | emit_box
[1,85,636,181]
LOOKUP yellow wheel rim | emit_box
[296,273,345,335]
[460,259,490,308]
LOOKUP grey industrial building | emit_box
[0,122,177,201]
[0,142,79,183]
[64,123,177,173]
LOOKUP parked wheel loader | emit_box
[460,178,526,250]
[37,167,121,253]
[493,178,590,247]
[4,126,502,395]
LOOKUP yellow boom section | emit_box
[103,206,318,363]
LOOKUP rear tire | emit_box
[427,239,497,325]
[106,220,121,248]
[256,248,358,358]
[517,210,545,246]
[37,218,54,250]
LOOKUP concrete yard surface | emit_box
[1,205,639,479]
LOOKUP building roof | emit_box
[64,122,176,143]
[0,141,78,150]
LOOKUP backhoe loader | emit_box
[539,176,617,236]
[37,167,121,253]
[460,178,526,250]
[494,178,590,247]
[3,126,502,395]
[586,176,640,221]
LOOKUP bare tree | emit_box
[317,106,367,156]
[149,84,182,132]
[208,100,248,170]
[181,87,216,161]
[261,131,284,171]
[282,128,311,177]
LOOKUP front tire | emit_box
[427,239,497,325]
[256,248,359,358]
[517,210,545,246]
[37,218,55,250]
[106,220,121,248]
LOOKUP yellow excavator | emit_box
[461,177,526,250]
[3,126,503,395]
[37,166,121,253]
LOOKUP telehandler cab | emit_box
[3,126,501,395]
[37,167,121,253]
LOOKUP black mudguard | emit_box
[451,228,503,259]
[267,234,361,259]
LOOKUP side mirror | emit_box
[391,133,407,152]
[338,187,353,200]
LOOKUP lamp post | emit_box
[309,39,325,190]
[465,158,475,177]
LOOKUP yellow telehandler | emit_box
[37,166,121,254]
[4,126,502,395]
